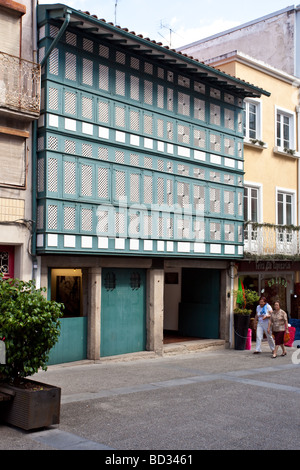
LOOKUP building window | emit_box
[244,184,261,245]
[243,99,261,140]
[276,190,295,225]
[244,186,259,222]
[276,108,295,151]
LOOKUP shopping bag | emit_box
[284,330,290,344]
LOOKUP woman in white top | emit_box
[253,296,275,354]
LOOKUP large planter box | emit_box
[234,314,250,350]
[0,379,61,430]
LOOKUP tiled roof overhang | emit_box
[38,3,270,99]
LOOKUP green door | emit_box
[101,268,146,357]
[47,317,87,365]
[179,268,220,338]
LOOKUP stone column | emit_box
[147,269,164,355]
[87,267,101,360]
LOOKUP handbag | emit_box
[284,330,290,344]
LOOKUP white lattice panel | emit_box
[194,220,205,240]
[157,85,164,109]
[194,129,206,148]
[144,175,153,204]
[98,100,109,123]
[210,188,221,213]
[193,184,205,211]
[224,190,234,215]
[48,158,58,192]
[98,167,108,199]
[225,223,235,241]
[66,31,77,46]
[48,136,58,150]
[144,80,153,105]
[37,205,44,230]
[98,146,108,160]
[81,165,92,196]
[210,104,221,126]
[178,125,190,144]
[83,38,93,52]
[65,52,76,81]
[115,170,126,201]
[178,92,190,116]
[49,87,58,110]
[48,205,57,229]
[49,48,59,75]
[115,70,125,95]
[97,210,109,233]
[65,140,76,154]
[130,173,140,203]
[99,44,109,58]
[210,133,221,152]
[130,75,139,100]
[113,211,124,234]
[64,91,76,115]
[167,122,173,140]
[81,208,92,231]
[130,110,139,131]
[99,65,109,91]
[144,114,153,135]
[37,158,44,193]
[224,138,235,156]
[177,182,190,208]
[82,143,92,157]
[64,161,76,194]
[115,105,125,127]
[116,51,125,64]
[82,58,93,86]
[64,206,76,230]
[82,96,93,120]
[210,222,221,240]
[224,109,234,130]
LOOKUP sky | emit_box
[37,0,297,48]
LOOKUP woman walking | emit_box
[253,296,275,354]
[268,300,289,358]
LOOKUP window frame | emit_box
[275,106,296,152]
[276,187,296,226]
[243,98,262,141]
[243,182,263,223]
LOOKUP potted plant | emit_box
[0,274,64,430]
[233,283,260,350]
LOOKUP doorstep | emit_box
[163,339,226,355]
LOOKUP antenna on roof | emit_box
[115,0,118,25]
[159,20,177,48]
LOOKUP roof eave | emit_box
[38,3,270,98]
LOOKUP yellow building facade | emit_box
[206,51,300,316]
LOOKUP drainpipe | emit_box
[297,105,300,226]
[40,9,71,68]
[229,262,234,348]
[32,7,72,281]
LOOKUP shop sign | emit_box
[267,277,288,288]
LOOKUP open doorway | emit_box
[163,267,221,343]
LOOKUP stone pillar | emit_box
[87,267,101,360]
[147,269,164,355]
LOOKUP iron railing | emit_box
[244,223,300,257]
[0,52,40,117]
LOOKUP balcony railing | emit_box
[0,51,40,118]
[244,223,300,258]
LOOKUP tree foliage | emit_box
[0,274,64,384]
